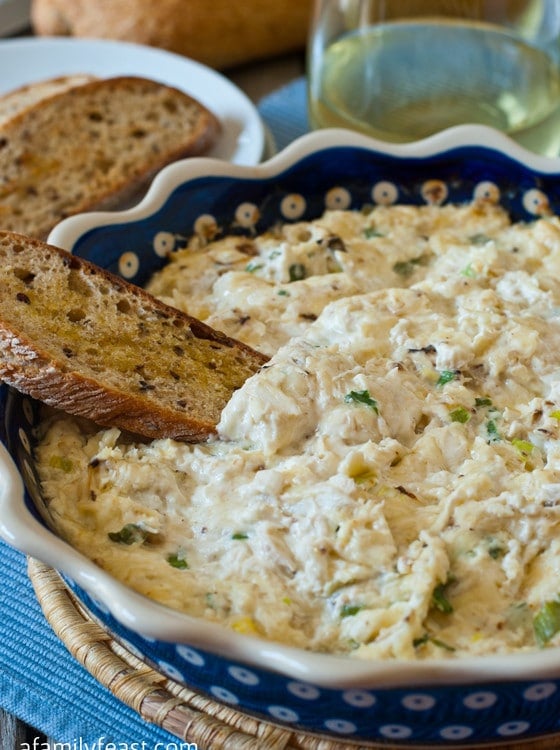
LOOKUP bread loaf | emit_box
[0,76,220,239]
[31,0,313,70]
[0,232,268,441]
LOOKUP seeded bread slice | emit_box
[0,75,220,239]
[0,232,268,441]
[0,74,98,127]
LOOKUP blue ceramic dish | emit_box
[3,126,560,746]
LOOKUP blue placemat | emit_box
[1,541,179,745]
[0,76,309,747]
[259,77,309,152]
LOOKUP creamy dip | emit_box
[37,200,560,660]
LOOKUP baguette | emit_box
[0,231,268,441]
[0,76,220,239]
[31,0,312,70]
[0,74,97,127]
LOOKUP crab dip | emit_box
[37,199,560,660]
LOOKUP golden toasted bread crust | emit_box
[0,232,267,441]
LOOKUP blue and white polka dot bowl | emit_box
[4,126,560,747]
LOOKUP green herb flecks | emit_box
[468,233,492,245]
[289,263,306,282]
[475,397,493,407]
[167,551,189,569]
[413,633,456,652]
[488,544,505,560]
[449,407,470,424]
[393,254,429,278]
[534,599,560,647]
[245,262,263,273]
[512,438,534,455]
[341,604,363,618]
[108,523,147,546]
[344,389,379,413]
[49,455,73,473]
[486,419,501,442]
[436,370,457,387]
[432,586,453,615]
[363,226,384,239]
[432,582,454,614]
[232,532,249,540]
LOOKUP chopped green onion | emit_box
[167,552,189,569]
[550,410,560,420]
[49,455,73,473]
[289,263,306,282]
[344,389,379,413]
[429,637,456,652]
[393,254,428,277]
[436,370,457,387]
[486,420,501,442]
[432,583,454,614]
[341,604,363,618]
[363,226,384,238]
[277,289,290,296]
[245,262,263,273]
[413,633,456,652]
[475,397,493,407]
[108,523,147,545]
[393,261,412,276]
[534,599,560,647]
[512,438,534,455]
[488,544,505,560]
[232,532,249,540]
[449,407,470,424]
[469,233,491,245]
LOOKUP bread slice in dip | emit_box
[0,231,268,441]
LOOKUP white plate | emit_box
[0,36,266,165]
